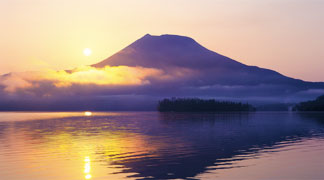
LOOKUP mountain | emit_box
[1,34,324,111]
[94,34,316,86]
[93,34,324,102]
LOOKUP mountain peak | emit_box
[143,33,152,38]
[93,33,218,68]
[127,33,208,55]
[139,33,196,42]
[93,33,242,69]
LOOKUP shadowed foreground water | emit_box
[0,112,324,180]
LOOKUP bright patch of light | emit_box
[84,111,92,116]
[84,156,90,162]
[83,48,92,56]
[85,174,92,179]
[84,156,92,179]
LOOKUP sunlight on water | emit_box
[84,111,92,116]
[84,156,91,179]
[0,112,323,179]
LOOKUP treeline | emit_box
[158,98,255,112]
[256,103,292,111]
[293,95,324,111]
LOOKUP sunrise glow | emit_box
[1,1,323,180]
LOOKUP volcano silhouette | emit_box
[93,34,324,101]
[95,34,322,86]
[1,34,324,111]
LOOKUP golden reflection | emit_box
[85,174,92,179]
[84,156,92,179]
[84,111,92,116]
[1,113,183,180]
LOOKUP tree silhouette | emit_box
[293,95,324,111]
[157,98,255,112]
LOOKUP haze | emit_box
[0,0,323,81]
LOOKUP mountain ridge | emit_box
[93,34,322,88]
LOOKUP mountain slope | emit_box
[94,34,323,89]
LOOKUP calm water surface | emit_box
[0,112,324,180]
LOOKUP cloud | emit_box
[0,63,323,111]
[0,65,195,110]
[0,66,166,93]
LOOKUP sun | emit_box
[83,48,92,56]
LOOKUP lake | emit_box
[0,112,324,180]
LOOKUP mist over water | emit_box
[0,112,324,180]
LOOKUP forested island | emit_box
[293,95,324,111]
[158,98,256,112]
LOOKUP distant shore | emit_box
[157,98,255,112]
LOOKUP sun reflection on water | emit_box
[84,111,92,116]
[84,156,92,179]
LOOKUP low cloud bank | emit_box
[0,66,168,93]
[0,65,323,110]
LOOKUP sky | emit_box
[0,0,323,81]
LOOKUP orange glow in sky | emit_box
[0,0,323,81]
